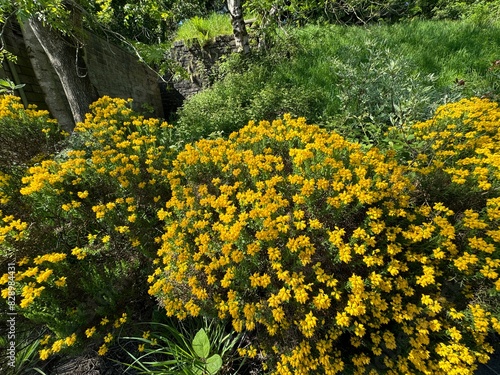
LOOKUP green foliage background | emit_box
[175,18,500,146]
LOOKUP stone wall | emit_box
[83,32,164,118]
[1,21,240,126]
[0,21,164,128]
[0,21,48,110]
[166,35,238,99]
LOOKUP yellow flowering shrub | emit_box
[406,98,500,291]
[0,95,64,171]
[0,95,65,260]
[0,96,175,358]
[409,97,500,199]
[150,108,499,374]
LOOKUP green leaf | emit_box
[192,328,210,358]
[191,363,204,375]
[205,354,222,375]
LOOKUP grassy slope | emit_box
[175,19,500,144]
[290,19,500,86]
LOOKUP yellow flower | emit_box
[39,348,51,360]
[85,327,96,338]
[18,257,30,266]
[51,339,64,353]
[77,190,89,199]
[115,225,129,234]
[71,247,87,260]
[114,312,128,328]
[313,290,331,310]
[40,334,51,345]
[416,266,435,287]
[336,312,350,327]
[354,322,365,337]
[64,334,77,346]
[104,333,113,343]
[299,311,318,338]
[98,344,108,356]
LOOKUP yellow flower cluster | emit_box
[410,97,500,192]
[38,333,77,361]
[0,95,57,126]
[36,310,128,361]
[150,107,500,374]
[79,312,127,357]
[0,172,11,204]
[0,213,28,248]
[0,251,70,307]
[14,96,173,258]
[0,94,64,170]
[21,96,171,201]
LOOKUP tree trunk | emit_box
[23,17,98,128]
[227,0,250,54]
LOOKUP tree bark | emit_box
[23,17,98,128]
[227,0,250,54]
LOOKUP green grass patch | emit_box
[174,12,233,47]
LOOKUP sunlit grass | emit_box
[174,12,233,47]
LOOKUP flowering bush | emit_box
[149,106,500,374]
[0,95,65,172]
[408,97,500,201]
[0,95,66,258]
[0,96,175,359]
[1,94,499,372]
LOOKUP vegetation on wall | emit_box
[174,13,233,47]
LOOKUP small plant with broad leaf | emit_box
[191,328,223,374]
[119,318,244,374]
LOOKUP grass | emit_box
[274,18,500,105]
[174,12,233,47]
[278,18,500,80]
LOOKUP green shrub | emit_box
[244,0,427,26]
[174,70,257,143]
[175,65,327,144]
[326,47,445,145]
[150,102,500,374]
[433,0,500,23]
